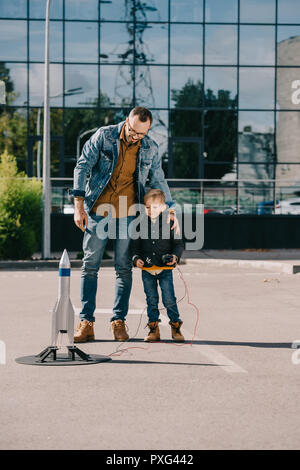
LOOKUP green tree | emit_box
[0,151,42,259]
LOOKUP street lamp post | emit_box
[42,0,51,259]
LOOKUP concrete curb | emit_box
[0,259,114,270]
[184,257,300,275]
[1,257,300,274]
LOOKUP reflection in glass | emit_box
[238,180,274,214]
[29,108,63,135]
[277,30,300,66]
[170,67,203,108]
[204,110,237,179]
[170,24,203,65]
[29,21,63,62]
[29,0,63,19]
[64,108,99,175]
[135,23,168,64]
[135,66,168,108]
[278,0,300,24]
[28,108,63,177]
[3,63,27,106]
[205,0,237,23]
[29,64,63,107]
[100,0,132,21]
[238,111,274,164]
[239,164,274,183]
[276,112,300,184]
[65,22,98,63]
[0,108,28,172]
[135,0,168,22]
[239,111,274,134]
[101,0,168,22]
[171,0,203,22]
[239,68,275,109]
[205,25,237,65]
[170,110,202,138]
[0,0,26,18]
[100,23,134,64]
[277,67,300,110]
[100,65,133,107]
[240,26,275,65]
[65,65,98,107]
[172,142,199,178]
[148,110,168,163]
[205,67,237,108]
[0,20,26,61]
[65,0,98,20]
[240,0,275,23]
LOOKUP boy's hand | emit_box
[136,259,144,269]
[167,210,180,235]
[166,255,178,266]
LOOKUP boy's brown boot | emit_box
[111,320,129,341]
[169,321,185,342]
[144,321,160,342]
[74,320,95,343]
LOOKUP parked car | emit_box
[257,200,279,215]
[63,204,74,215]
[275,198,300,215]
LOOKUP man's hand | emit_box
[74,198,88,232]
[166,255,178,266]
[167,210,180,235]
[136,258,144,269]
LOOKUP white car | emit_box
[275,198,300,215]
[63,204,74,214]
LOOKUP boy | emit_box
[131,189,185,342]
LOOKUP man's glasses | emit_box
[127,120,150,138]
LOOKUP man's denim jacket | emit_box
[70,120,175,215]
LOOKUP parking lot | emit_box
[0,261,299,450]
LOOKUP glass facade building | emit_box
[1,0,300,213]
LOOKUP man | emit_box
[71,106,178,342]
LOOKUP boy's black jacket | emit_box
[130,208,184,267]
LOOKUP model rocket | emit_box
[51,249,74,347]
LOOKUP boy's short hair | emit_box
[144,189,165,204]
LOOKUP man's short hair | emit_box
[130,106,153,124]
[144,188,165,204]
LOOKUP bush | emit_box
[0,151,42,259]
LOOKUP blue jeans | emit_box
[141,269,181,323]
[80,212,135,323]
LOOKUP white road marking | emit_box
[73,307,169,325]
[175,317,248,374]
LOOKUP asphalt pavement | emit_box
[0,260,299,450]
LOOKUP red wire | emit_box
[108,265,200,358]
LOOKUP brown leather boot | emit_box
[169,321,185,342]
[74,320,95,343]
[111,320,129,341]
[144,321,160,342]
